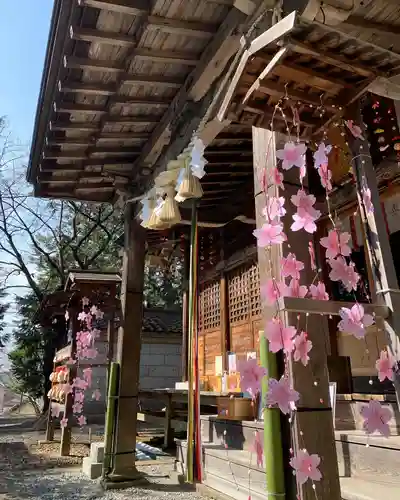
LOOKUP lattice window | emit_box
[248,263,262,317]
[228,265,250,323]
[198,280,220,332]
[228,262,261,323]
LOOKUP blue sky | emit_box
[0,1,53,366]
[0,0,53,143]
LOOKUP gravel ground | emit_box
[0,430,206,500]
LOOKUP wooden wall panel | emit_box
[230,322,253,359]
[204,329,222,375]
[198,335,205,377]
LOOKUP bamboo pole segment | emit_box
[102,362,120,479]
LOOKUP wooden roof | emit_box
[28,0,259,202]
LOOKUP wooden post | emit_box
[182,240,190,381]
[347,101,400,407]
[253,127,341,500]
[220,272,229,373]
[108,203,146,482]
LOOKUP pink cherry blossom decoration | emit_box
[281,253,304,280]
[74,391,85,403]
[346,120,364,140]
[77,415,87,427]
[309,282,329,301]
[238,358,267,398]
[313,143,332,169]
[90,305,104,320]
[270,167,284,190]
[276,142,307,171]
[60,417,68,429]
[253,222,287,247]
[72,377,89,390]
[262,196,286,221]
[362,187,374,214]
[308,241,317,271]
[265,376,300,414]
[82,297,90,306]
[328,257,359,292]
[281,279,308,299]
[73,402,83,414]
[360,400,391,437]
[320,230,351,260]
[318,163,333,192]
[83,367,93,386]
[252,431,263,468]
[338,304,374,340]
[376,349,395,382]
[264,318,296,353]
[51,406,61,418]
[260,279,282,305]
[78,311,89,323]
[290,450,322,485]
[92,389,102,401]
[293,331,313,366]
[291,190,321,234]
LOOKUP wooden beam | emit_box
[58,81,114,96]
[111,96,170,106]
[44,148,141,159]
[146,16,216,39]
[63,55,123,73]
[77,0,148,15]
[256,80,338,111]
[42,157,135,167]
[122,74,183,88]
[105,115,160,125]
[49,121,99,132]
[70,26,135,47]
[89,146,141,155]
[277,296,389,319]
[54,102,107,115]
[98,132,149,140]
[287,39,377,78]
[43,150,87,160]
[46,137,92,147]
[344,15,400,38]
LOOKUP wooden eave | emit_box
[28,0,262,203]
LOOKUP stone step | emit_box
[90,442,104,463]
[336,431,400,482]
[340,477,399,500]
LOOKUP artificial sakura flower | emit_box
[74,391,85,403]
[262,196,286,221]
[264,318,296,353]
[362,187,374,214]
[90,305,104,320]
[51,406,61,418]
[328,257,359,292]
[83,367,92,386]
[320,230,351,260]
[318,163,333,192]
[281,279,308,299]
[291,190,321,234]
[253,222,287,247]
[345,120,364,140]
[290,450,322,485]
[260,279,283,305]
[252,431,263,468]
[281,253,304,280]
[309,282,329,301]
[92,389,102,401]
[82,297,90,306]
[238,358,267,398]
[314,142,332,169]
[73,402,83,414]
[77,415,87,427]
[72,377,89,391]
[269,167,284,190]
[265,376,300,414]
[60,417,68,429]
[360,400,391,437]
[338,304,374,339]
[276,141,307,171]
[293,331,313,366]
[376,349,395,382]
[77,311,89,323]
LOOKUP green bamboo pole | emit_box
[102,362,119,478]
[260,335,285,499]
[186,200,198,483]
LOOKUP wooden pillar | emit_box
[347,101,400,406]
[253,127,341,500]
[108,203,146,482]
[182,240,190,381]
[220,272,229,372]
